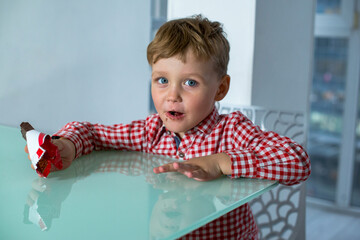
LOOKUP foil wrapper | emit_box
[21,122,62,177]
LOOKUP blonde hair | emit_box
[147,15,230,77]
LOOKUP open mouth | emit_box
[169,111,182,116]
[166,111,184,119]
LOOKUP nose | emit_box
[167,84,182,102]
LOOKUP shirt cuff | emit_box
[224,149,258,179]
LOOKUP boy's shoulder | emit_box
[199,110,256,138]
[201,110,254,134]
[144,113,163,128]
[218,110,250,124]
[145,112,161,122]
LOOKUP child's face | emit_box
[151,49,229,138]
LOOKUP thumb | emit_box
[51,138,66,152]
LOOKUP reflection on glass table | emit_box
[22,151,277,239]
[0,125,277,240]
[23,175,75,231]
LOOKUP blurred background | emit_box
[1,0,360,238]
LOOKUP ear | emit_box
[215,75,230,101]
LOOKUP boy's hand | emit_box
[153,153,232,181]
[25,138,76,173]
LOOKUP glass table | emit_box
[0,125,278,239]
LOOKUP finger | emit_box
[25,145,32,161]
[181,169,203,179]
[175,164,211,181]
[184,171,193,178]
[189,169,209,181]
[30,164,35,170]
[153,165,169,174]
[51,139,64,151]
[165,162,194,178]
[153,162,177,174]
[153,167,160,174]
[174,162,200,172]
[168,162,198,178]
[25,145,31,161]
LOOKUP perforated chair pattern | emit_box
[218,104,307,240]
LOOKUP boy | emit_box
[25,15,310,239]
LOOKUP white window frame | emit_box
[315,0,354,37]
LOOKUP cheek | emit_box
[151,89,160,110]
[199,89,217,103]
[151,88,166,113]
[187,93,215,112]
[151,87,159,103]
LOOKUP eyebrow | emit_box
[185,73,206,81]
[151,71,168,79]
[152,71,205,81]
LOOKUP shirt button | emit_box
[178,152,185,158]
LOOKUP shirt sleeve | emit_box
[53,119,148,159]
[224,116,311,185]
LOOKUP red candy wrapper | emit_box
[21,122,62,177]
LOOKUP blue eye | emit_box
[157,77,168,84]
[185,80,197,87]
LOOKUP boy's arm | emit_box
[54,119,150,159]
[154,136,309,185]
[154,117,311,185]
[223,119,311,185]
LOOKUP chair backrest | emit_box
[218,104,307,240]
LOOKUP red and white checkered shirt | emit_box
[55,107,310,240]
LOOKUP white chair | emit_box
[218,104,307,240]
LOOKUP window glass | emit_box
[150,0,167,114]
[351,99,360,207]
[307,37,348,201]
[150,0,168,39]
[316,0,341,14]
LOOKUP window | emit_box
[307,37,348,201]
[353,100,360,207]
[307,0,360,210]
[149,0,168,114]
[316,0,341,14]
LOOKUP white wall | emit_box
[167,0,256,106]
[251,0,315,113]
[0,0,151,133]
[168,0,315,114]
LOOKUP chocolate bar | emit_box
[20,122,34,140]
[20,122,62,177]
